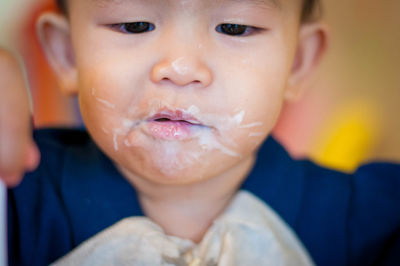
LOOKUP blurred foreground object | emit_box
[0,180,6,266]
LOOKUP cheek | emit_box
[221,56,289,130]
[213,56,290,155]
[76,56,148,124]
[73,28,154,106]
[76,65,136,156]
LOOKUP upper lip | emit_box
[147,109,202,125]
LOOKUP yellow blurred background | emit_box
[1,0,399,172]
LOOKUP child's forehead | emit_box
[88,0,283,10]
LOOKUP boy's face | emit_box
[64,0,304,184]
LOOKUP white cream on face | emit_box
[101,127,110,135]
[92,88,116,109]
[111,119,141,151]
[100,99,263,177]
[179,0,194,15]
[96,98,116,109]
[150,140,204,176]
[196,129,240,157]
[239,122,263,129]
[113,128,122,151]
[248,132,264,137]
[171,57,189,76]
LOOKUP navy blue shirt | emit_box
[8,129,400,266]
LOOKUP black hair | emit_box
[56,0,67,14]
[55,0,320,22]
[301,0,321,22]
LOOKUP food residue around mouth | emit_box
[100,102,264,175]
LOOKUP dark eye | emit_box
[216,24,255,36]
[115,22,155,34]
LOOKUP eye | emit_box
[216,24,258,36]
[113,22,155,34]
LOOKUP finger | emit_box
[0,49,35,187]
[0,173,24,188]
[25,140,41,172]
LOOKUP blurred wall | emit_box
[322,0,400,163]
[274,0,400,168]
[0,0,37,46]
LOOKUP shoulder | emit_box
[350,161,400,209]
[298,159,400,266]
[31,128,93,178]
[243,136,352,225]
[348,161,400,228]
[33,127,92,156]
[299,159,400,265]
[347,161,400,265]
[244,136,400,265]
[249,135,400,213]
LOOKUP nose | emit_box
[150,56,213,88]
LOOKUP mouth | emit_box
[144,109,206,141]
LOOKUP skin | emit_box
[67,0,301,185]
[1,0,327,242]
[0,50,40,187]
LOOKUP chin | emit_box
[122,150,232,186]
[145,162,212,185]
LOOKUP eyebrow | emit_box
[92,0,281,10]
[228,0,281,9]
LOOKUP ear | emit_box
[285,22,329,101]
[36,12,78,96]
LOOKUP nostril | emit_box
[159,77,201,86]
[159,77,172,85]
[150,58,212,87]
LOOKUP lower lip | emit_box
[145,121,200,140]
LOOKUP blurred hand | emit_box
[0,48,40,187]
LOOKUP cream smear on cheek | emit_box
[92,90,264,175]
[92,88,116,110]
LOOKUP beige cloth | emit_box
[52,191,314,266]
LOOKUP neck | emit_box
[119,154,256,243]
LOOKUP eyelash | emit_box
[111,22,261,37]
[112,22,156,34]
[216,24,261,37]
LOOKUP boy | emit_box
[1,0,400,265]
